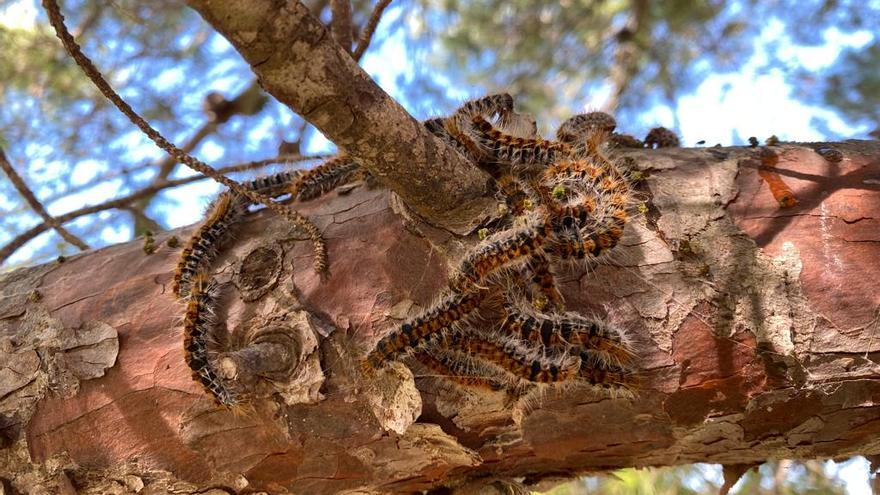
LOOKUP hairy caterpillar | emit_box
[409,350,504,391]
[289,155,362,201]
[644,126,680,148]
[172,192,248,298]
[362,289,488,372]
[555,111,616,144]
[183,274,238,407]
[172,170,309,299]
[432,331,580,384]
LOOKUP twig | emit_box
[331,0,353,53]
[42,0,327,273]
[0,155,318,265]
[352,0,392,62]
[0,147,90,251]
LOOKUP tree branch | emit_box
[353,0,392,62]
[0,155,316,265]
[0,147,90,252]
[3,142,880,494]
[185,0,493,232]
[331,0,354,53]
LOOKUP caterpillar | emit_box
[500,302,634,368]
[172,191,248,298]
[468,114,569,170]
[644,126,680,148]
[432,331,581,385]
[409,350,504,391]
[183,274,238,407]
[362,289,488,372]
[289,155,362,201]
[172,170,310,299]
[555,111,616,144]
[450,217,552,292]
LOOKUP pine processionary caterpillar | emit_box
[469,114,569,170]
[434,331,580,384]
[555,112,617,144]
[524,252,564,311]
[451,218,552,292]
[409,350,504,391]
[172,170,310,299]
[442,94,516,168]
[289,155,363,201]
[363,290,488,372]
[500,303,634,368]
[183,274,238,407]
[172,191,248,298]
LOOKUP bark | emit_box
[1,141,879,494]
[183,0,494,234]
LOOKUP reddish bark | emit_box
[1,142,880,494]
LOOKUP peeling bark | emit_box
[1,142,879,493]
[183,0,494,233]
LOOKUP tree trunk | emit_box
[1,141,879,494]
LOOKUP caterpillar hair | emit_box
[409,350,504,391]
[442,93,516,164]
[183,274,238,407]
[243,170,301,198]
[524,252,564,311]
[468,114,569,171]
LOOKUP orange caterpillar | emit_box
[524,252,564,311]
[433,331,580,384]
[172,192,247,298]
[289,155,362,201]
[409,350,504,391]
[443,93,514,165]
[469,114,569,170]
[183,274,237,407]
[500,303,634,368]
[555,111,617,144]
[450,219,552,292]
[363,290,487,371]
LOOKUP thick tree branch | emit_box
[2,142,879,493]
[184,0,493,232]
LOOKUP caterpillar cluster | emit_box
[362,99,641,401]
[171,97,518,407]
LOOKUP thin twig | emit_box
[0,147,90,251]
[41,0,327,273]
[0,155,319,265]
[352,0,392,62]
[331,0,354,53]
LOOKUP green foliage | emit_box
[538,460,855,495]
